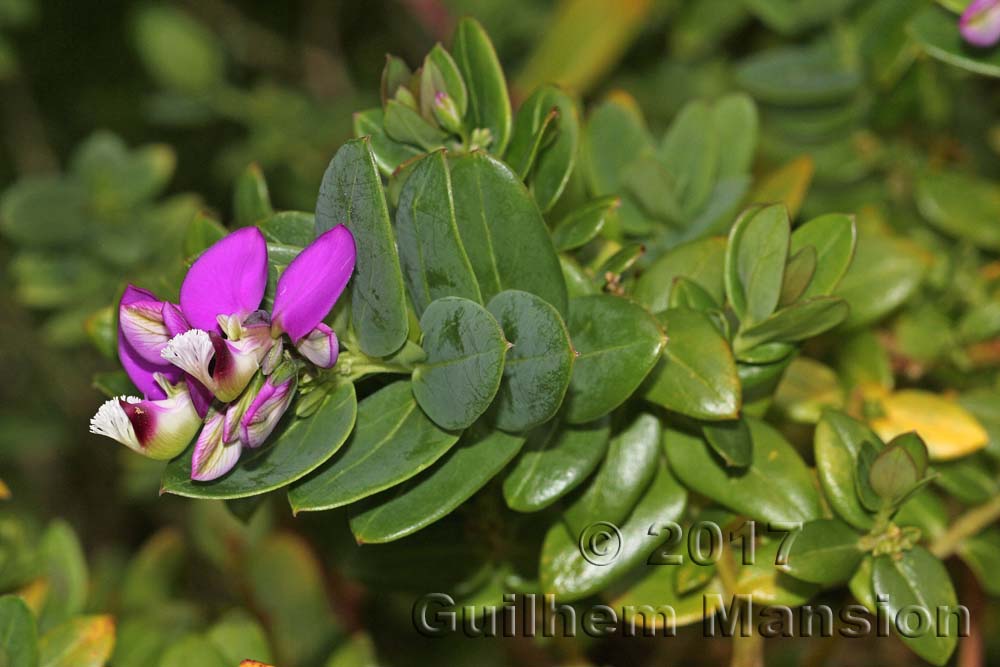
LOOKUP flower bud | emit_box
[961,0,1000,48]
[295,323,339,369]
[190,408,243,481]
[240,362,298,449]
[89,376,200,460]
[432,91,464,136]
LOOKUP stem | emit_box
[930,494,1000,559]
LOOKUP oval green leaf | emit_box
[783,518,863,585]
[161,383,357,499]
[451,17,512,154]
[412,297,507,430]
[564,295,666,424]
[288,381,459,512]
[349,423,525,543]
[316,137,410,356]
[487,290,574,432]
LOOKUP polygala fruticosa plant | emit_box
[2,6,999,666]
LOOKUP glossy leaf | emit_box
[289,381,459,512]
[725,204,789,325]
[450,151,568,315]
[487,290,574,431]
[352,108,422,175]
[643,308,741,420]
[917,171,1000,250]
[634,236,727,312]
[394,151,481,315]
[349,423,525,543]
[503,417,610,512]
[539,457,687,602]
[701,418,752,468]
[836,233,927,328]
[316,138,409,356]
[783,519,863,584]
[660,100,718,219]
[412,297,507,430]
[735,296,850,352]
[506,85,580,212]
[38,616,115,667]
[564,295,666,423]
[162,383,357,499]
[564,413,661,532]
[664,419,822,524]
[551,196,619,252]
[712,93,758,178]
[451,18,512,153]
[872,547,959,666]
[0,596,38,667]
[790,213,857,298]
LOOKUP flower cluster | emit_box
[90,225,356,480]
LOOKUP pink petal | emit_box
[295,324,339,368]
[961,0,1000,47]
[190,409,243,481]
[118,285,179,399]
[180,227,268,332]
[271,225,356,342]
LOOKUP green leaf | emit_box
[451,18,512,154]
[159,636,228,667]
[162,383,357,499]
[383,100,447,150]
[206,611,272,666]
[233,163,273,227]
[394,150,481,315]
[0,177,88,247]
[506,85,580,212]
[712,93,758,178]
[725,204,790,325]
[131,5,224,93]
[0,595,38,667]
[581,95,654,199]
[564,295,666,423]
[643,308,741,420]
[611,564,724,630]
[634,237,727,313]
[246,534,339,666]
[660,100,718,219]
[735,538,819,606]
[869,444,920,503]
[835,233,926,328]
[551,196,619,252]
[38,521,88,631]
[450,151,568,315]
[380,54,411,105]
[872,547,959,666]
[38,616,115,667]
[288,381,459,512]
[910,4,1000,78]
[258,211,313,247]
[790,213,857,297]
[423,44,468,119]
[701,418,752,468]
[664,418,823,524]
[120,528,185,611]
[735,296,850,352]
[855,441,882,512]
[917,171,1000,250]
[502,416,611,512]
[773,357,843,423]
[486,290,574,432]
[183,213,226,258]
[783,519,863,584]
[778,245,816,307]
[934,453,1000,504]
[744,0,857,35]
[564,413,662,532]
[349,423,525,543]
[539,457,687,602]
[958,528,1000,596]
[352,108,422,176]
[412,297,507,430]
[316,137,410,356]
[736,45,861,105]
[669,277,719,311]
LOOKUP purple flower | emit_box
[95,223,356,479]
[89,374,202,460]
[961,0,1000,48]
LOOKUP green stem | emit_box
[930,494,1000,559]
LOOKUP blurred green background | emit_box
[4,1,1000,665]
